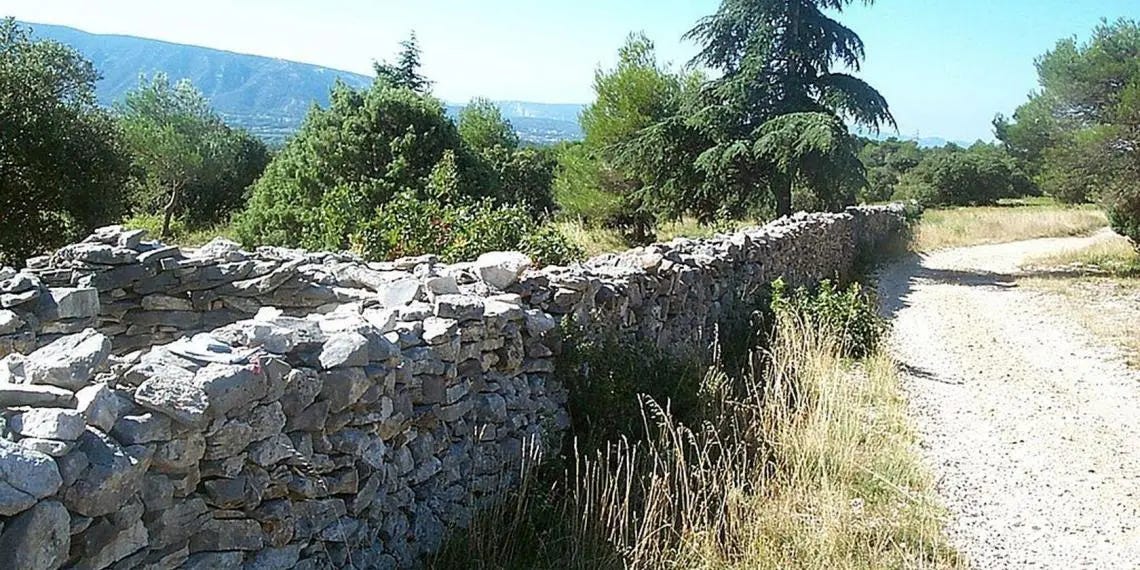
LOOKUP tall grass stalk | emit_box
[429,311,961,569]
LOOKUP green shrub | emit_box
[894,145,1035,207]
[234,84,489,251]
[520,225,586,267]
[0,19,132,263]
[352,193,583,265]
[554,327,704,449]
[770,278,883,358]
[1104,178,1140,250]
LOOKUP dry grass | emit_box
[915,200,1107,252]
[1023,234,1140,277]
[553,219,629,258]
[1021,235,1140,367]
[428,314,961,570]
[122,213,238,248]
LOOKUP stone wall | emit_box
[0,204,906,570]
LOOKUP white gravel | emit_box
[878,232,1140,569]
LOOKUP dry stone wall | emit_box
[0,204,906,570]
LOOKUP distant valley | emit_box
[23,21,584,145]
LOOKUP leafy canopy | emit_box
[117,74,269,236]
[458,98,519,153]
[555,33,697,242]
[235,83,482,251]
[894,144,1034,207]
[998,18,1140,245]
[0,18,132,263]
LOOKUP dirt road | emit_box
[879,231,1140,569]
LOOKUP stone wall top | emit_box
[0,204,907,568]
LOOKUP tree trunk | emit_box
[774,176,792,219]
[161,181,182,238]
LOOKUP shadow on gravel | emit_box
[898,361,964,386]
[877,253,1018,322]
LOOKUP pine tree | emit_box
[374,32,431,93]
[681,0,895,218]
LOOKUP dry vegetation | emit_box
[428,312,962,570]
[1021,234,1140,367]
[914,199,1108,252]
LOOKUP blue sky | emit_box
[2,0,1138,141]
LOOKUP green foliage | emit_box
[770,278,883,358]
[894,144,1034,207]
[753,112,866,213]
[234,83,484,250]
[353,193,583,265]
[458,97,520,153]
[858,138,924,203]
[117,73,269,236]
[554,326,704,449]
[666,0,895,219]
[457,98,558,217]
[479,145,558,218]
[1105,177,1140,247]
[0,19,132,263]
[993,94,1063,178]
[1001,19,1140,243]
[373,32,431,93]
[555,33,694,241]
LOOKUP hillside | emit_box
[24,21,583,144]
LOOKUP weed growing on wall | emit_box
[770,278,884,358]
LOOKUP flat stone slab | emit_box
[25,329,111,390]
[9,408,86,441]
[0,384,76,408]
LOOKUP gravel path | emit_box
[878,231,1140,569]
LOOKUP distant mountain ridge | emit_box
[22,21,583,144]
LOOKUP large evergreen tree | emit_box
[632,0,894,219]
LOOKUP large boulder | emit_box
[0,500,70,570]
[0,439,62,516]
[63,430,153,517]
[24,329,111,390]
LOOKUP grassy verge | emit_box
[123,213,237,248]
[1023,234,1140,277]
[1021,235,1140,367]
[915,198,1107,251]
[427,303,960,569]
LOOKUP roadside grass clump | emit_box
[1023,234,1140,278]
[770,278,883,358]
[1020,234,1140,368]
[427,283,961,569]
[915,198,1107,251]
